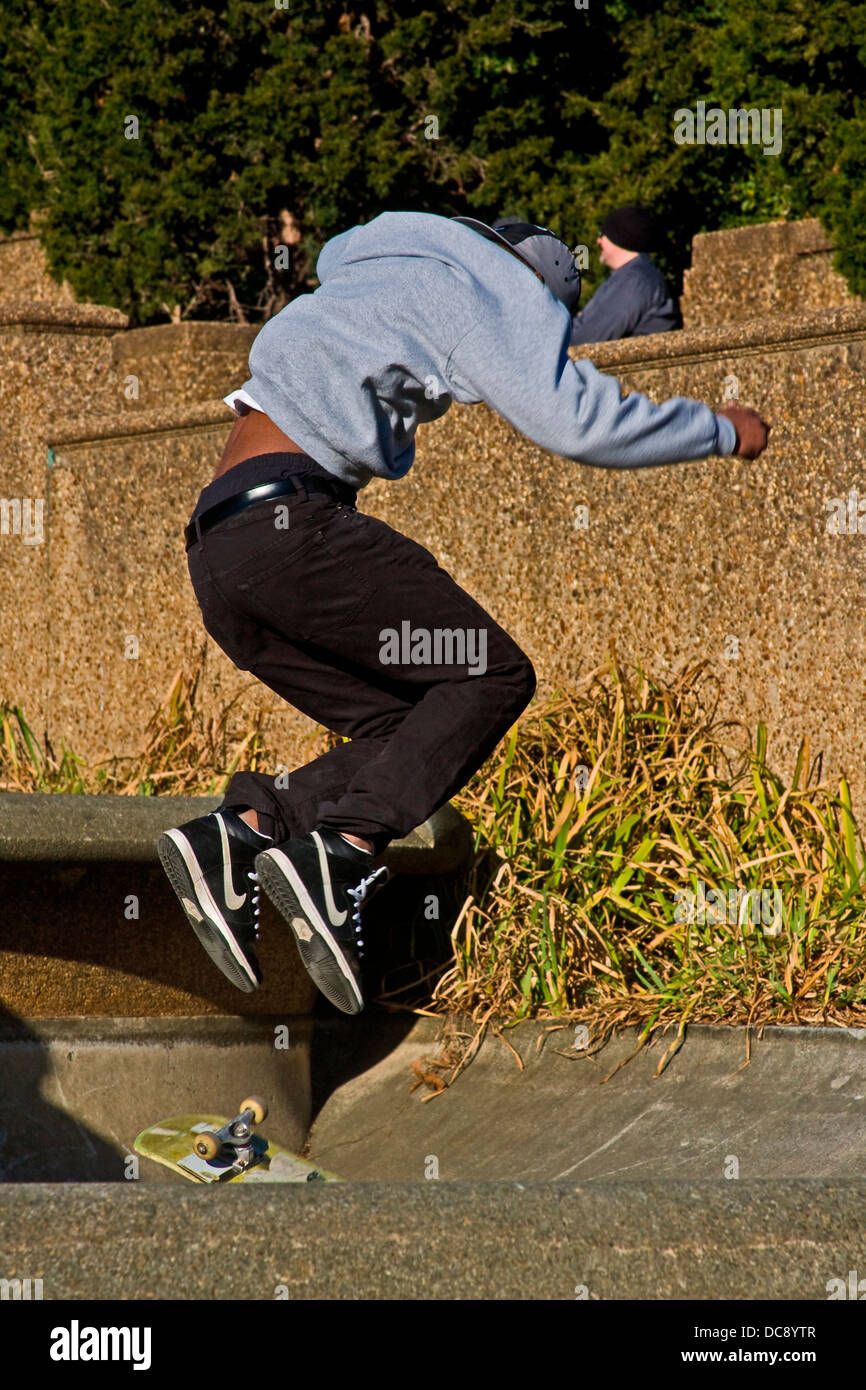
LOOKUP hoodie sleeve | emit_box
[446,299,737,467]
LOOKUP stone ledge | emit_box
[0,792,474,876]
[384,801,475,876]
[47,399,231,447]
[691,218,835,259]
[0,1014,314,1043]
[44,300,866,448]
[0,299,129,331]
[0,792,220,862]
[3,1179,865,1299]
[680,218,859,329]
[569,302,866,372]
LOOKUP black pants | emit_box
[186,453,536,854]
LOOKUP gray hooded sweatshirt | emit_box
[231,211,736,490]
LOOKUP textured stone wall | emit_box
[680,218,859,328]
[0,302,255,738]
[20,301,864,828]
[112,322,258,413]
[44,403,311,764]
[379,305,866,816]
[0,300,129,734]
[0,231,77,304]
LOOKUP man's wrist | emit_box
[714,414,739,456]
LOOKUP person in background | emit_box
[570,204,681,345]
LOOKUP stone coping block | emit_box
[695,218,835,258]
[383,801,474,876]
[0,299,128,331]
[2,1179,865,1299]
[570,302,866,369]
[46,399,230,446]
[680,218,859,329]
[0,792,474,876]
[34,301,866,444]
[107,322,258,413]
[0,1014,311,1043]
[0,792,221,862]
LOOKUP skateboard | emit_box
[133,1096,340,1184]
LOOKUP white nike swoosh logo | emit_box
[312,830,347,926]
[217,813,247,910]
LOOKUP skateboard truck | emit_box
[190,1096,269,1177]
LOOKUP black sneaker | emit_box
[254,828,390,1015]
[157,808,271,993]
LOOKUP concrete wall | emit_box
[112,322,258,413]
[0,856,317,1017]
[0,231,77,305]
[0,303,265,749]
[2,224,866,819]
[377,305,866,816]
[0,298,129,736]
[41,402,314,764]
[680,218,859,328]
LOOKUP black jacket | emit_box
[570,253,681,345]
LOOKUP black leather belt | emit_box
[184,475,354,550]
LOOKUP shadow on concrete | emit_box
[0,798,473,1018]
[0,861,314,1015]
[0,1006,123,1182]
[0,1009,315,1182]
[0,863,470,1177]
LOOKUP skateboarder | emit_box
[158,210,769,1016]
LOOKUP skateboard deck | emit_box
[134,1098,340,1184]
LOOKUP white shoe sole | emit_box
[255,847,363,1014]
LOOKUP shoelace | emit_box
[345,866,390,957]
[247,870,260,937]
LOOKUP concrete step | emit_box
[306,1017,866,1181]
[0,1016,312,1182]
[6,1012,863,1184]
[3,1178,865,1298]
[0,794,473,1017]
[0,792,474,875]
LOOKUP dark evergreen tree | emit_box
[1,0,862,321]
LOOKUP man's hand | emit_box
[717,404,771,460]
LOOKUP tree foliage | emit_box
[1,0,863,323]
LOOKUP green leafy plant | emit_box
[439,655,866,1042]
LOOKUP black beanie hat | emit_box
[600,205,658,253]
